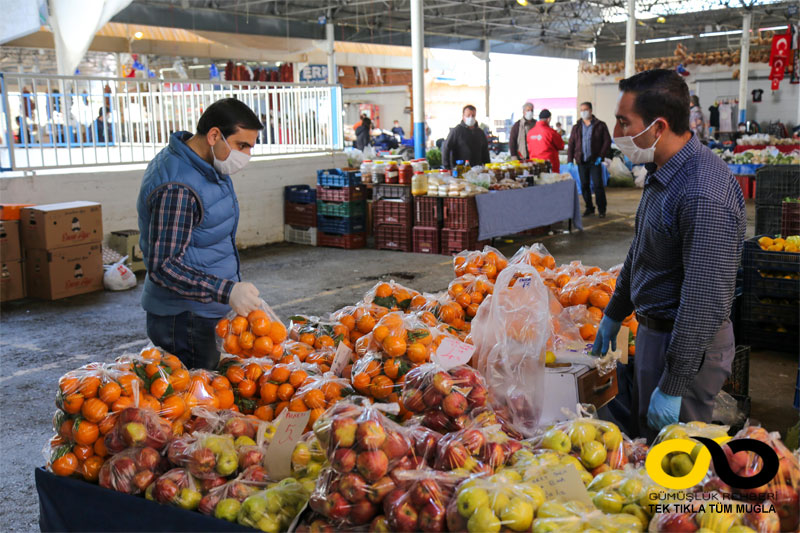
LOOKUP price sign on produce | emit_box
[433,337,475,370]
[330,342,353,377]
[266,410,310,480]
[527,466,592,505]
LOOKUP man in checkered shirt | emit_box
[593,70,746,442]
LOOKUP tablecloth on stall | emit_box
[733,144,800,154]
[561,162,610,194]
[475,179,583,241]
[35,467,254,532]
[727,163,762,176]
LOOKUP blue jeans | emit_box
[578,161,606,214]
[146,311,221,370]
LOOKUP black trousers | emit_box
[146,311,221,370]
[578,161,606,214]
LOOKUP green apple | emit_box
[264,494,282,515]
[601,427,623,451]
[177,488,202,510]
[697,509,738,531]
[205,435,229,454]
[521,484,545,512]
[533,517,582,533]
[263,425,277,442]
[587,471,624,491]
[658,425,688,441]
[510,450,535,465]
[579,441,607,469]
[214,498,242,522]
[661,453,673,475]
[305,461,322,478]
[568,422,597,447]
[538,451,562,467]
[726,526,756,533]
[535,501,570,519]
[638,485,664,511]
[500,496,534,531]
[242,495,268,519]
[690,443,703,462]
[467,507,501,533]
[669,452,694,477]
[579,470,594,485]
[300,478,316,494]
[256,514,281,533]
[217,451,239,476]
[621,504,649,529]
[457,486,490,518]
[235,435,257,448]
[541,428,571,453]
[559,454,585,472]
[309,438,326,462]
[609,512,645,532]
[491,491,511,516]
[618,478,644,501]
[593,490,624,514]
[291,443,311,470]
[492,470,522,483]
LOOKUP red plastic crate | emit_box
[443,197,479,229]
[375,224,412,252]
[316,185,366,203]
[414,196,443,228]
[317,232,366,249]
[413,227,440,254]
[284,201,317,227]
[735,175,755,199]
[441,227,480,255]
[374,199,414,227]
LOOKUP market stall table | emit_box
[561,162,610,194]
[475,179,583,241]
[733,144,800,154]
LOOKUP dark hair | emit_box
[196,98,263,136]
[463,105,477,114]
[618,69,690,135]
[538,109,551,119]
[580,101,593,111]
[98,107,107,117]
[690,95,700,106]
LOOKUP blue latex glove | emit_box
[647,387,682,431]
[592,316,621,355]
[594,157,602,166]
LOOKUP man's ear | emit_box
[207,127,221,146]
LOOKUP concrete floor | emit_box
[1,187,797,531]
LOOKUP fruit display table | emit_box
[475,179,583,241]
[35,467,254,532]
[733,144,800,154]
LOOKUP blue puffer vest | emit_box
[137,131,240,318]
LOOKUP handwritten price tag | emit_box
[331,342,353,377]
[433,337,476,370]
[265,410,310,480]
[527,466,592,505]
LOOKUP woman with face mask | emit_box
[136,98,264,370]
[441,104,491,170]
[508,102,537,160]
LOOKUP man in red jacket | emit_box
[526,109,564,172]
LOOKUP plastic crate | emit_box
[374,224,412,252]
[414,196,443,228]
[443,197,479,230]
[722,345,749,397]
[284,185,316,204]
[374,199,413,227]
[739,319,799,353]
[782,201,800,237]
[734,175,755,199]
[284,201,317,227]
[743,268,800,299]
[316,200,365,218]
[316,185,366,203]
[317,215,365,234]
[755,165,800,206]
[755,204,784,236]
[743,235,800,273]
[284,224,317,246]
[740,294,799,324]
[373,183,413,202]
[441,227,480,255]
[413,227,440,254]
[317,231,366,249]
[317,169,362,187]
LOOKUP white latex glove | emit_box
[229,282,261,316]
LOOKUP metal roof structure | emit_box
[114,0,798,61]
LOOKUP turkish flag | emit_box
[771,78,780,90]
[770,33,791,65]
[770,56,787,80]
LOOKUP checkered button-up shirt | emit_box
[605,134,746,397]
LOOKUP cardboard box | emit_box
[108,230,145,273]
[0,204,35,221]
[26,243,103,300]
[540,363,618,425]
[0,220,21,262]
[0,260,25,302]
[21,201,103,250]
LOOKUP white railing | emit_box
[0,73,344,172]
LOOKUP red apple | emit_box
[357,420,387,450]
[114,457,137,481]
[135,447,160,471]
[443,443,469,469]
[239,448,265,469]
[370,515,391,533]
[241,465,268,482]
[442,392,468,418]
[403,367,426,390]
[190,447,216,475]
[446,501,467,532]
[368,476,396,504]
[451,415,470,432]
[383,488,406,516]
[350,499,378,525]
[460,429,486,455]
[340,472,369,503]
[656,513,698,532]
[309,519,335,533]
[411,479,443,507]
[467,385,487,407]
[773,483,799,532]
[403,389,426,413]
[482,442,505,469]
[382,430,411,460]
[450,367,478,386]
[414,430,440,463]
[422,412,450,433]
[357,450,389,482]
[332,418,358,448]
[422,387,444,409]
[332,447,358,473]
[325,492,351,521]
[200,474,226,492]
[432,372,454,395]
[391,501,419,533]
[154,478,179,504]
[132,470,155,493]
[503,440,522,458]
[418,501,446,532]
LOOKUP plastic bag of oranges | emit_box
[362,280,421,312]
[470,264,551,438]
[289,315,351,352]
[215,302,287,359]
[446,274,494,324]
[248,358,321,422]
[350,351,409,408]
[217,358,275,415]
[115,346,192,420]
[291,372,354,431]
[453,245,508,281]
[353,311,449,365]
[508,243,556,273]
[329,303,391,349]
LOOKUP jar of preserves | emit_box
[411,158,429,173]
[412,171,428,196]
[399,162,413,184]
[372,160,386,184]
[360,160,374,184]
[385,161,399,184]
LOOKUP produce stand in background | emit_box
[733,144,800,154]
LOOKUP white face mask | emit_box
[463,116,476,127]
[212,133,250,175]
[613,119,661,165]
[738,126,746,133]
[580,110,591,121]
[524,111,534,121]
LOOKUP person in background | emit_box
[554,122,566,136]
[94,107,111,143]
[593,69,745,442]
[391,120,405,138]
[526,109,564,172]
[568,101,612,217]
[689,95,706,142]
[137,98,264,370]
[508,102,536,160]
[441,104,491,169]
[354,113,372,150]
[734,121,748,142]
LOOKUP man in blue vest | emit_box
[137,98,263,370]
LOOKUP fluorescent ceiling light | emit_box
[516,0,528,5]
[698,29,741,37]
[133,31,144,39]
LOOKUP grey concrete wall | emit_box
[0,152,347,248]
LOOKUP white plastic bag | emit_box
[103,257,137,291]
[607,156,632,179]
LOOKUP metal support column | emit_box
[326,22,336,85]
[624,0,636,78]
[411,0,425,158]
[738,13,752,124]
[484,39,490,118]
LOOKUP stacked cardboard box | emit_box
[0,204,33,302]
[21,201,104,300]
